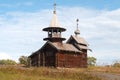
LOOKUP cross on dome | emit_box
[49,1,61,27]
[74,19,80,36]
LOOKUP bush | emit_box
[19,56,30,67]
[112,62,120,68]
[0,59,16,65]
[87,57,96,66]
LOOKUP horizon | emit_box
[0,0,120,65]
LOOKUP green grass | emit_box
[0,66,102,80]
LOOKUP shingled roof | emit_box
[40,41,81,53]
[52,42,81,53]
[67,35,89,46]
[77,44,92,51]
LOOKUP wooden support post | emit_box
[29,58,31,67]
[38,53,40,67]
[55,53,58,67]
[43,52,45,66]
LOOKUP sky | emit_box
[0,0,120,65]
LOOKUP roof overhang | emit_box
[43,27,66,32]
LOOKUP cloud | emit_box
[0,52,11,60]
[88,51,120,64]
[0,2,33,8]
[0,6,120,64]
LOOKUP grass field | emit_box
[0,66,120,80]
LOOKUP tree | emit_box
[0,59,16,65]
[112,61,120,67]
[19,56,30,66]
[87,57,96,66]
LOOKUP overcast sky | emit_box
[0,0,120,65]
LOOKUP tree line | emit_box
[0,56,97,66]
[0,59,16,65]
[0,56,120,68]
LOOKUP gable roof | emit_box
[40,41,81,53]
[67,35,89,46]
[52,42,81,53]
[78,45,89,50]
[77,45,92,51]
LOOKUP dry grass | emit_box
[0,66,103,80]
[0,65,120,80]
[86,66,120,74]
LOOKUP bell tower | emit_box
[43,2,66,43]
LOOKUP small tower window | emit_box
[48,31,52,38]
[52,32,57,37]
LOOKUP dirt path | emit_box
[91,72,120,80]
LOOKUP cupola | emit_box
[43,3,66,43]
